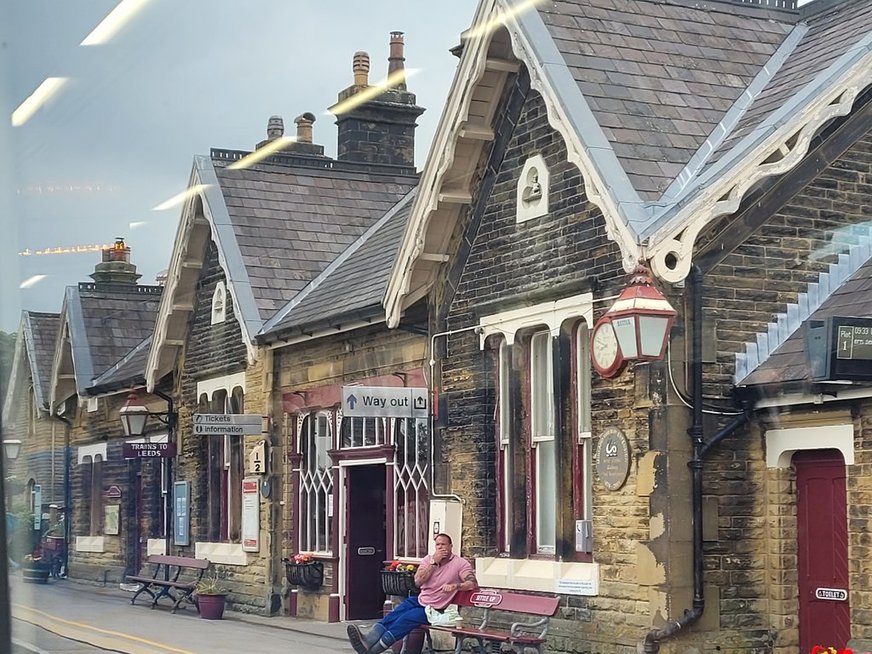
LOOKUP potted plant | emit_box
[21,553,51,584]
[380,560,419,597]
[195,575,229,620]
[283,553,324,591]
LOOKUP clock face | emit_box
[591,319,624,378]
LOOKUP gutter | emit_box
[643,266,752,652]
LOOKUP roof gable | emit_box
[50,283,161,406]
[386,0,872,324]
[1,311,60,421]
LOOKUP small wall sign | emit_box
[241,478,260,552]
[595,426,631,491]
[815,587,848,601]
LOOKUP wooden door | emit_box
[345,464,386,620]
[795,449,850,651]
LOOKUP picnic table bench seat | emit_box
[126,554,210,614]
[420,588,560,654]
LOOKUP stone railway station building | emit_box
[5,1,872,652]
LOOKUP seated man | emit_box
[347,533,478,654]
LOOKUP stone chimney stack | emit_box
[333,32,424,170]
[90,237,141,285]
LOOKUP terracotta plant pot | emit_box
[197,594,226,620]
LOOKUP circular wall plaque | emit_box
[595,426,631,491]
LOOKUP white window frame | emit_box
[340,416,387,449]
[531,330,556,554]
[393,417,429,558]
[576,322,593,522]
[298,411,334,554]
[498,340,512,553]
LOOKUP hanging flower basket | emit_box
[284,559,324,591]
[380,570,419,596]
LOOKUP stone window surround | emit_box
[210,281,227,325]
[482,293,595,562]
[516,154,549,223]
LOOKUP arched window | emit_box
[211,281,227,325]
[298,412,333,553]
[516,154,549,223]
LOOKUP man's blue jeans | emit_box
[380,595,427,641]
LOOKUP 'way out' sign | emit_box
[341,386,428,418]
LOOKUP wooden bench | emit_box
[126,555,210,613]
[421,588,559,654]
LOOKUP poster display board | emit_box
[242,478,260,552]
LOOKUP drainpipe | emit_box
[52,414,73,578]
[643,266,751,653]
[154,390,174,558]
[427,326,482,504]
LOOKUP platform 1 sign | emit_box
[341,386,428,418]
[192,413,263,436]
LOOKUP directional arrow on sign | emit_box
[347,394,357,410]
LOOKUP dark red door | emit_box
[795,449,850,651]
[346,464,386,620]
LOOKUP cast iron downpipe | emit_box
[643,266,751,653]
[53,413,73,578]
[154,390,175,558]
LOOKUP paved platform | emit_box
[9,575,359,654]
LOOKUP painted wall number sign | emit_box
[595,426,631,491]
[815,587,848,601]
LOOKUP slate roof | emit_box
[65,282,163,395]
[703,0,872,172]
[89,335,152,394]
[740,254,872,387]
[261,189,417,338]
[211,152,419,322]
[25,311,61,409]
[538,0,796,202]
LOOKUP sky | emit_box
[0,0,478,332]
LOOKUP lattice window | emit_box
[394,417,429,558]
[298,412,333,553]
[340,416,387,448]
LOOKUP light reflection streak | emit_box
[80,0,151,46]
[466,0,546,39]
[129,221,148,229]
[227,137,297,170]
[20,275,48,289]
[17,184,120,195]
[328,69,420,117]
[19,244,114,257]
[152,184,210,211]
[11,78,69,127]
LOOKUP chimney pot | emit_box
[294,113,316,144]
[388,31,406,90]
[266,115,284,140]
[353,51,370,86]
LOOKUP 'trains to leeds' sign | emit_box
[341,386,429,418]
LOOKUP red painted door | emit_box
[346,464,386,620]
[795,449,850,651]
